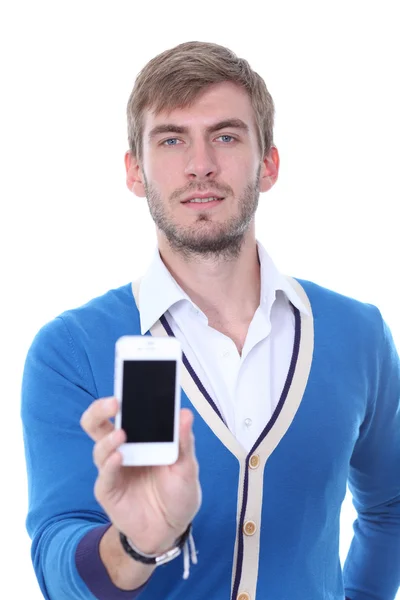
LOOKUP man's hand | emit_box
[80,397,202,555]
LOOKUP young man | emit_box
[21,41,400,600]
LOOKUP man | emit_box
[21,41,400,600]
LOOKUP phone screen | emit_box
[121,360,176,443]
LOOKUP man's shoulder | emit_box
[292,275,384,334]
[61,281,136,316]
[31,282,141,353]
[293,275,379,309]
[56,281,138,324]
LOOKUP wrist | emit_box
[124,525,188,556]
[120,524,192,565]
[119,524,197,581]
[99,525,156,591]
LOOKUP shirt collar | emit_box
[257,242,310,318]
[138,241,309,335]
[139,248,195,334]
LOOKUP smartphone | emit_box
[114,335,182,466]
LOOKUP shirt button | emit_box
[237,593,251,600]
[244,418,252,427]
[249,454,260,469]
[222,350,230,358]
[243,520,257,536]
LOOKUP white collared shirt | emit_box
[139,241,309,452]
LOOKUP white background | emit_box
[1,0,399,597]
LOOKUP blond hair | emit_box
[127,41,275,163]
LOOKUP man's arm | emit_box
[21,316,200,600]
[343,311,400,599]
[98,525,156,590]
[22,317,136,600]
[74,523,155,598]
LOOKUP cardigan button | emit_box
[237,593,251,600]
[243,520,257,536]
[249,454,260,469]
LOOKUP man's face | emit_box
[129,81,276,259]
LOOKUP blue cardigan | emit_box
[21,276,400,599]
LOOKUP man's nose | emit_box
[184,140,219,180]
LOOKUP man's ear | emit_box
[124,151,146,197]
[259,146,280,193]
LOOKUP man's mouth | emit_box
[183,196,224,204]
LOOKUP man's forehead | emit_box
[142,85,255,134]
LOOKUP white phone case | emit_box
[114,335,181,466]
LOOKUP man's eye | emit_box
[217,135,235,143]
[162,138,180,146]
[161,135,235,146]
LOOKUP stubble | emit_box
[143,166,261,261]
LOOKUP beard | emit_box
[143,166,261,261]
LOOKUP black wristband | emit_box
[119,524,192,566]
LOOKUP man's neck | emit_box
[158,234,261,326]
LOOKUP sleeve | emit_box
[21,316,147,600]
[343,310,400,600]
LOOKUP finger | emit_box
[176,408,195,463]
[93,428,126,470]
[95,448,125,498]
[80,397,119,442]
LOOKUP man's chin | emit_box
[165,229,246,257]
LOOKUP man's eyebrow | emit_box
[148,119,250,140]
